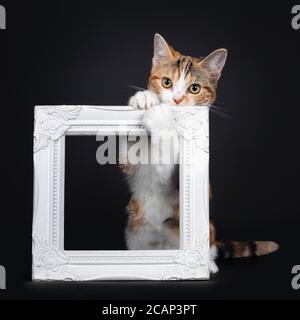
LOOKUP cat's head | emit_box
[148,34,227,106]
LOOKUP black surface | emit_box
[1,0,300,300]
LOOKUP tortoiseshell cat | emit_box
[121,34,279,273]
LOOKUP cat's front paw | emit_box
[129,90,159,109]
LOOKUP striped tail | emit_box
[216,240,279,259]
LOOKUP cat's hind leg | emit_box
[125,198,168,250]
[208,221,219,274]
[125,223,169,250]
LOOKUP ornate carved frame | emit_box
[33,105,210,281]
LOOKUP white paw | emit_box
[209,245,219,274]
[209,259,219,274]
[142,104,175,131]
[129,90,160,109]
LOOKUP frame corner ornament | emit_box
[34,106,82,153]
[173,107,209,153]
[32,233,79,281]
[162,233,209,280]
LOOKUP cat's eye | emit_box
[189,84,201,94]
[162,77,172,88]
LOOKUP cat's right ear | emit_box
[153,33,174,65]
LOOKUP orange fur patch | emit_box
[232,242,249,257]
[164,218,179,239]
[119,164,136,175]
[127,198,145,231]
[255,241,279,256]
[210,222,216,246]
[209,184,213,200]
[172,204,179,220]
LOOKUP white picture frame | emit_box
[32,105,210,281]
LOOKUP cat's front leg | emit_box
[129,90,160,109]
[143,105,180,183]
[142,104,176,131]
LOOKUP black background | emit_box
[0,0,300,299]
[64,136,130,250]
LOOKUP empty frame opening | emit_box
[64,135,130,250]
[64,134,180,251]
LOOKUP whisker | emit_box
[209,108,227,118]
[211,104,231,113]
[211,108,231,119]
[209,106,231,119]
[129,85,147,91]
[211,104,231,116]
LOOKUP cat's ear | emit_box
[200,49,228,80]
[153,33,174,65]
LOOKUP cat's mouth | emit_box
[161,100,210,107]
[161,100,194,107]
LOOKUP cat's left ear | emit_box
[200,49,228,80]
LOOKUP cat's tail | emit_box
[215,240,279,259]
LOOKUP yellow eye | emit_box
[189,84,201,94]
[162,77,172,88]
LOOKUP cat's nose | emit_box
[173,96,185,105]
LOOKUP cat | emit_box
[121,34,279,273]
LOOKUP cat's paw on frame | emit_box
[129,90,160,109]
